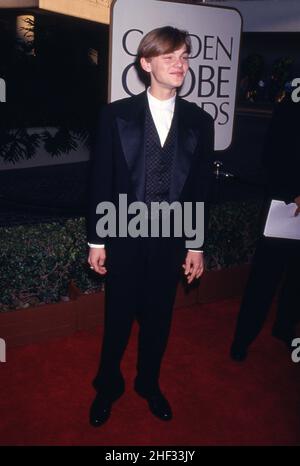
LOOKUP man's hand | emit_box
[88,248,107,275]
[294,195,300,216]
[182,251,204,284]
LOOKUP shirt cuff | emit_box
[88,245,202,252]
[88,243,105,248]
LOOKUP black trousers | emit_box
[232,236,300,348]
[93,237,185,398]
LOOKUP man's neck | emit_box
[148,86,176,101]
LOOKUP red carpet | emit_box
[0,298,299,446]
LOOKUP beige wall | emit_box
[0,1,38,7]
[40,0,112,24]
[0,0,112,24]
[207,0,300,32]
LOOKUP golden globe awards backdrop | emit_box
[110,0,242,151]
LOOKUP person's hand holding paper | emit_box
[264,199,300,240]
[294,195,300,217]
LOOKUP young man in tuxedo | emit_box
[87,26,214,427]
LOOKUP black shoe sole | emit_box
[89,389,125,428]
[135,386,173,421]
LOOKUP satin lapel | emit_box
[116,94,146,202]
[169,98,200,202]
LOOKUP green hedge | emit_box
[205,200,262,270]
[0,200,262,311]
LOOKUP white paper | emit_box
[264,200,300,240]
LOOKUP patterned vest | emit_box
[144,104,177,208]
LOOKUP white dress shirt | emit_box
[88,88,202,253]
[146,87,175,146]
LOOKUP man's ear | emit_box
[140,57,151,73]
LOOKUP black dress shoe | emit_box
[89,394,112,427]
[89,385,124,427]
[135,386,173,421]
[230,343,248,362]
[147,393,173,421]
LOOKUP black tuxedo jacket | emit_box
[87,91,215,269]
[262,97,300,204]
[258,97,300,237]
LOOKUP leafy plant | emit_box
[0,200,263,312]
[0,127,90,163]
[0,128,40,164]
[42,128,79,157]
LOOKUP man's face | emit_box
[141,44,189,92]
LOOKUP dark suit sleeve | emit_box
[87,104,114,245]
[199,112,215,253]
[262,100,300,203]
[185,110,215,252]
